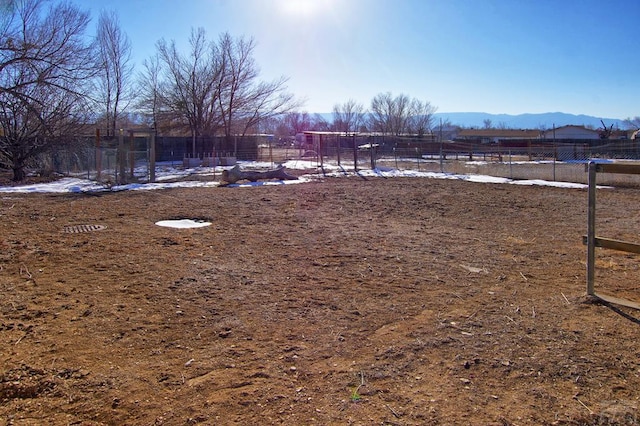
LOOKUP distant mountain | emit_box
[433,112,626,130]
[310,111,626,130]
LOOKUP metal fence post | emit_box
[96,128,102,180]
[586,161,597,295]
[118,129,125,184]
[509,151,513,179]
[149,132,156,183]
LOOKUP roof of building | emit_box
[457,129,541,138]
[550,125,599,132]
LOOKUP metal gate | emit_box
[584,161,640,309]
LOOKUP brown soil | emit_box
[1,177,640,425]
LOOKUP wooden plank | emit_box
[595,162,640,175]
[594,292,640,311]
[594,237,640,254]
[582,235,640,254]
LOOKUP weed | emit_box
[350,371,365,402]
[350,387,361,402]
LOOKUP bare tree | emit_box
[156,28,223,155]
[282,111,312,136]
[599,119,614,140]
[150,29,299,155]
[0,0,95,181]
[407,99,437,136]
[390,93,411,135]
[370,92,435,136]
[369,92,394,134]
[236,77,299,136]
[332,99,365,133]
[483,119,492,129]
[137,53,170,134]
[216,32,299,151]
[215,32,253,145]
[311,113,330,131]
[623,116,640,130]
[96,9,133,137]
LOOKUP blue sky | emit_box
[85,0,640,119]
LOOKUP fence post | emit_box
[118,129,125,184]
[553,145,557,181]
[319,134,324,170]
[509,150,513,179]
[586,161,597,295]
[353,135,358,172]
[149,132,156,183]
[95,128,101,180]
[370,144,375,170]
[129,131,135,179]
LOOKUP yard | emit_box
[1,176,639,425]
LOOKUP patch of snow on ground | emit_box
[0,159,601,194]
[155,219,212,229]
[0,177,107,193]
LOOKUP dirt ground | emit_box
[1,175,640,425]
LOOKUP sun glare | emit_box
[278,0,335,17]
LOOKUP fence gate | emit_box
[584,161,640,309]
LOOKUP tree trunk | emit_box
[12,161,26,182]
[221,165,297,184]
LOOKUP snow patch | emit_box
[155,219,212,229]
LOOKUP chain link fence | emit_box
[280,135,640,187]
[39,134,640,187]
